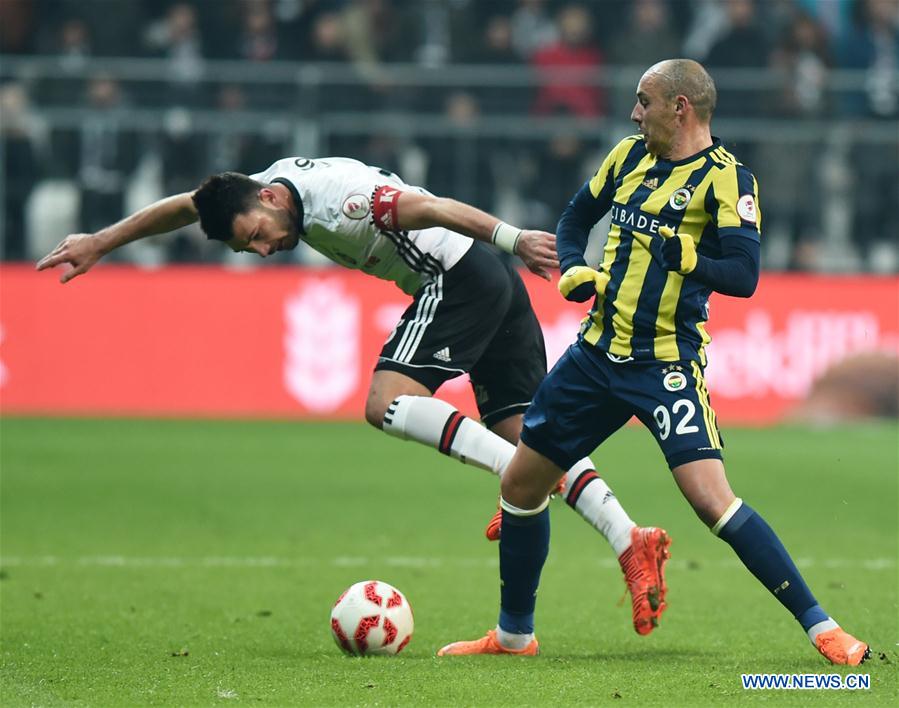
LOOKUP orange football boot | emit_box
[815,628,870,666]
[437,629,539,656]
[485,507,503,541]
[618,526,671,635]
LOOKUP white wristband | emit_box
[491,222,522,255]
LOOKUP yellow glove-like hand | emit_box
[558,265,610,303]
[659,225,698,274]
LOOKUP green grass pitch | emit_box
[1,418,897,706]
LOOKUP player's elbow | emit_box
[739,267,760,297]
[716,254,759,298]
[731,277,758,298]
[721,279,756,298]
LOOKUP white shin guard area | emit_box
[383,396,636,556]
[382,395,515,475]
[564,459,637,556]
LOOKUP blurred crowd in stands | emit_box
[1,0,897,271]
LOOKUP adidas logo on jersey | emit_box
[433,347,451,362]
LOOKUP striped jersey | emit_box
[567,135,761,365]
[250,157,472,294]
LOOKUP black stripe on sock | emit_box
[439,412,465,455]
[383,399,400,426]
[566,470,599,508]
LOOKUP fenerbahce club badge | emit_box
[668,187,692,210]
[662,365,687,392]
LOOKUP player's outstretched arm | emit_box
[36,192,199,284]
[509,230,559,281]
[391,191,559,280]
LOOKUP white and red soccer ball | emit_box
[330,580,414,656]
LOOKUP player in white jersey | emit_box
[38,156,671,636]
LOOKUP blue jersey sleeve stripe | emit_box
[734,165,760,231]
[735,164,755,196]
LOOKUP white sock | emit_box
[806,618,839,645]
[383,397,637,555]
[495,625,535,650]
[563,458,636,556]
[382,395,514,475]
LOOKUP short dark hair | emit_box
[192,172,263,241]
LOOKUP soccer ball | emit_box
[330,580,414,656]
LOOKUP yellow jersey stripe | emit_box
[575,135,759,364]
[691,361,721,448]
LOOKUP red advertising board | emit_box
[1,265,896,423]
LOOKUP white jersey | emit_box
[250,157,473,295]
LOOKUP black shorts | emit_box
[375,242,547,427]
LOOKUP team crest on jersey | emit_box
[737,194,757,224]
[662,365,687,392]
[342,194,371,220]
[668,187,692,211]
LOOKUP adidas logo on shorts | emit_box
[433,347,451,362]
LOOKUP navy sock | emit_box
[718,502,828,631]
[498,507,550,634]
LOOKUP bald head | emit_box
[643,59,717,123]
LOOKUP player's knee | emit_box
[688,500,719,527]
[500,472,545,510]
[364,394,389,429]
[672,458,734,527]
[687,494,735,528]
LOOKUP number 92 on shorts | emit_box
[520,339,723,471]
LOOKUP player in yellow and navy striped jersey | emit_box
[561,132,761,366]
[438,59,869,667]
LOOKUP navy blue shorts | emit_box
[520,339,724,471]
